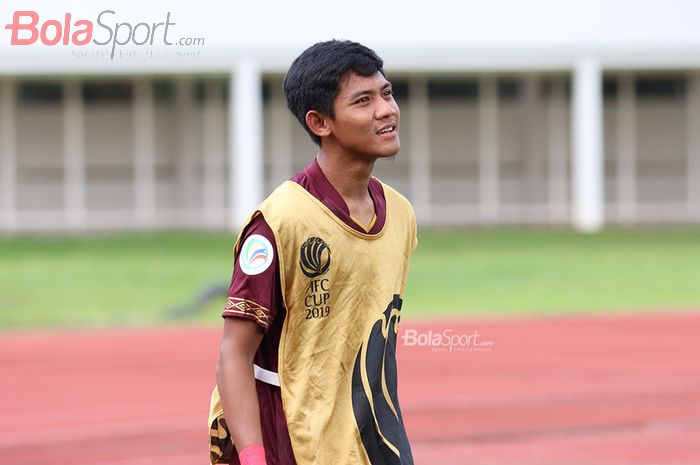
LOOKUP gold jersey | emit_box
[211,179,417,465]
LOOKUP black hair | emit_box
[283,40,385,145]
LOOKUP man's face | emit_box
[326,71,400,160]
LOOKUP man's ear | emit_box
[305,110,331,139]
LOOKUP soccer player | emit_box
[210,40,417,465]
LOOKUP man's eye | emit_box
[355,96,370,104]
[383,89,394,97]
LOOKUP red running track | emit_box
[1,313,699,465]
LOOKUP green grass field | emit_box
[1,228,699,329]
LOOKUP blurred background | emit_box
[2,0,700,234]
[1,1,700,464]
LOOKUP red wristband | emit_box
[239,444,266,465]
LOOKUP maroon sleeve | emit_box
[222,214,280,332]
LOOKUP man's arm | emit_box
[216,317,265,458]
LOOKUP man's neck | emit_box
[315,150,375,202]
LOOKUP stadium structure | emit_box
[1,1,699,233]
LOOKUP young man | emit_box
[210,40,417,465]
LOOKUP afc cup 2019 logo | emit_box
[299,237,331,278]
[239,234,274,276]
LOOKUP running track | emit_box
[2,313,699,465]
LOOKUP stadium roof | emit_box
[2,0,700,74]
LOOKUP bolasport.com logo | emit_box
[401,328,495,353]
[1,10,205,60]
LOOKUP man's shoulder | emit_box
[257,181,317,223]
[261,180,306,207]
[372,177,414,216]
[236,182,303,240]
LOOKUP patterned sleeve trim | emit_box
[222,296,273,329]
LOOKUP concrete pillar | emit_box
[571,56,604,232]
[229,60,263,229]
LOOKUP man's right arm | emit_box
[216,317,265,454]
[216,214,279,465]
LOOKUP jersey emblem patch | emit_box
[239,234,274,275]
[300,236,331,278]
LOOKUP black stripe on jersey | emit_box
[351,295,414,465]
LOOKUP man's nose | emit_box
[376,98,398,119]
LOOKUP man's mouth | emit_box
[376,125,396,135]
